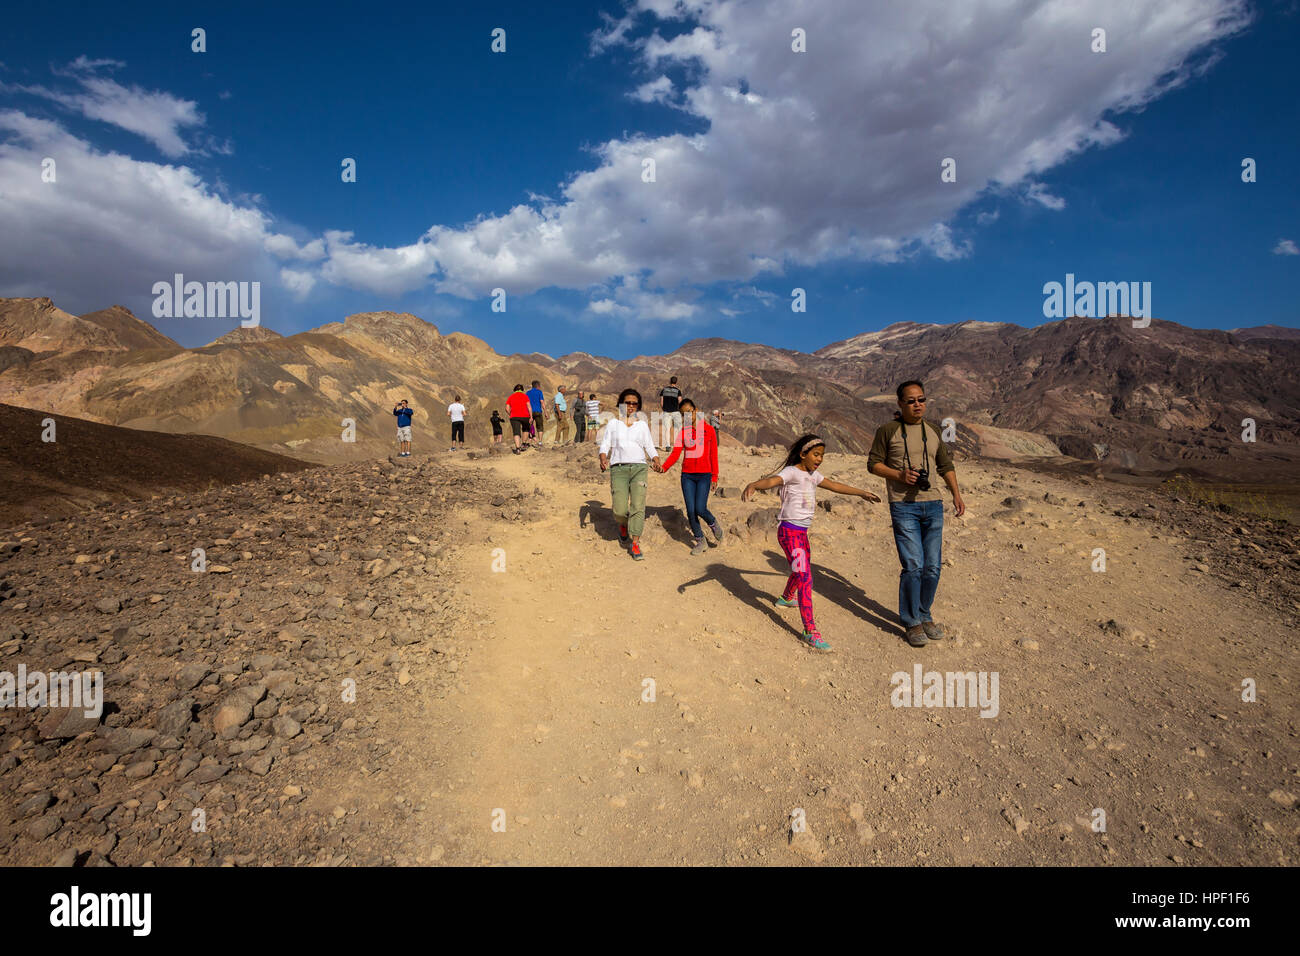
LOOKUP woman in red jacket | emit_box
[657,398,724,555]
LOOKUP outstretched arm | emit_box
[819,478,880,502]
[742,475,783,501]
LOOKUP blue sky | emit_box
[1,0,1296,358]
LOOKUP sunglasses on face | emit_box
[623,401,640,408]
[904,397,926,404]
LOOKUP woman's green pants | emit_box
[609,462,649,536]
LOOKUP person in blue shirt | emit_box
[393,400,415,457]
[526,380,546,448]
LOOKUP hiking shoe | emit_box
[776,596,798,608]
[630,542,644,560]
[800,631,831,651]
[922,621,945,641]
[618,524,629,543]
[709,520,725,544]
[690,537,707,556]
[905,625,929,647]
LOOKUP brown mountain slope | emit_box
[0,402,314,528]
[204,325,284,347]
[0,297,124,353]
[80,305,181,350]
[1,296,1296,478]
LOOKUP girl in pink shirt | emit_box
[742,434,879,650]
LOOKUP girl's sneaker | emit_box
[630,542,645,560]
[710,520,725,543]
[800,631,831,651]
[690,537,707,556]
[775,596,798,608]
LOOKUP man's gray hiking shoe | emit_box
[905,625,929,647]
[690,537,707,556]
[922,621,944,641]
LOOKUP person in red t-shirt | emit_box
[505,384,534,453]
[656,397,724,555]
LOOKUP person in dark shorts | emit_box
[447,395,466,450]
[659,375,682,450]
[527,380,546,448]
[490,410,504,444]
[506,384,533,453]
[573,390,586,444]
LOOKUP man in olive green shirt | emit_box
[867,380,966,648]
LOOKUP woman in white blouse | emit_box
[598,388,661,560]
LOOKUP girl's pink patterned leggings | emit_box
[777,522,816,634]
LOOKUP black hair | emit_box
[782,433,826,469]
[454,395,461,402]
[513,384,524,392]
[618,387,642,408]
[678,396,696,413]
[531,380,540,387]
[896,380,925,401]
[670,375,678,384]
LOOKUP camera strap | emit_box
[901,419,929,474]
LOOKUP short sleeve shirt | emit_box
[778,466,823,527]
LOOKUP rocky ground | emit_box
[1,439,1297,866]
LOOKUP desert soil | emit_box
[1,438,1297,866]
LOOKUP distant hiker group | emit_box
[391,376,964,653]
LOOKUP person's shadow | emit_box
[761,550,904,639]
[578,500,695,544]
[579,499,618,540]
[678,563,797,639]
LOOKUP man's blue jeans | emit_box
[889,500,943,628]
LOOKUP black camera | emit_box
[914,468,931,492]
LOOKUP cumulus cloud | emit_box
[22,58,204,157]
[0,2,1254,324]
[1272,238,1299,256]
[631,75,674,103]
[400,0,1246,312]
[0,109,318,318]
[587,274,699,321]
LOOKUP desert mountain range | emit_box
[1,296,1296,478]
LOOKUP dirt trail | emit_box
[403,442,1299,865]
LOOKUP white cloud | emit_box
[0,3,1255,324]
[265,234,326,261]
[631,75,674,103]
[280,268,317,298]
[397,0,1247,314]
[0,109,324,315]
[24,59,204,157]
[586,275,699,321]
[1272,238,1299,256]
[1024,182,1067,211]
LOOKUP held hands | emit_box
[741,483,755,502]
[859,489,881,503]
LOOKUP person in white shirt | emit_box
[447,396,466,450]
[598,388,661,560]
